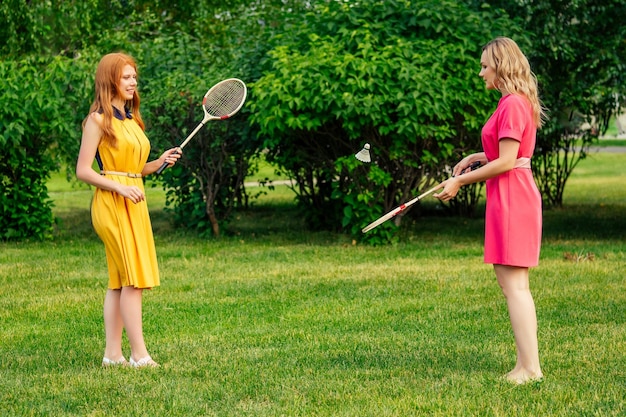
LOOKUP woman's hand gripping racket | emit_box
[156,78,247,174]
[362,161,482,233]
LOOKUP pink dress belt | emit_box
[514,157,531,169]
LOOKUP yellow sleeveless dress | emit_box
[91,114,160,289]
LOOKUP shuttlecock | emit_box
[355,143,371,163]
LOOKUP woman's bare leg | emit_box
[120,286,158,366]
[103,289,125,361]
[494,264,543,383]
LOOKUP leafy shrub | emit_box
[0,56,91,240]
[249,0,518,242]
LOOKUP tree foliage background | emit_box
[478,0,626,206]
[250,0,520,243]
[1,0,624,242]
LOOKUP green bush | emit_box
[135,30,263,238]
[249,0,519,241]
[0,56,91,240]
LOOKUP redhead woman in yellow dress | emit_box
[76,53,181,368]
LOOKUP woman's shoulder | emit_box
[87,111,104,123]
[500,93,531,107]
[497,94,532,116]
[83,111,104,133]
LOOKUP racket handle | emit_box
[156,161,169,175]
[156,147,184,175]
[458,160,482,175]
[156,122,203,175]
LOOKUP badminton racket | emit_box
[362,161,481,233]
[156,78,247,174]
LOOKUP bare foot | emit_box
[505,369,543,385]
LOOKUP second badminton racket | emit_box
[361,186,439,233]
[362,161,482,233]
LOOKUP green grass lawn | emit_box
[1,154,624,416]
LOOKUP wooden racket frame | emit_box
[156,78,247,174]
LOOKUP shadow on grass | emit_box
[542,203,626,241]
[51,193,625,245]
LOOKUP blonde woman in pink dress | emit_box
[434,37,546,384]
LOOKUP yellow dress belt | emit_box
[100,170,143,178]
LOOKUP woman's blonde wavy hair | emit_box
[82,53,145,147]
[482,37,547,128]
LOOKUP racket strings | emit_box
[203,81,246,118]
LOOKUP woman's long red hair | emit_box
[82,53,145,147]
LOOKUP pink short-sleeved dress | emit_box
[482,94,542,267]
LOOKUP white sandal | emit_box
[102,356,128,367]
[130,356,159,368]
